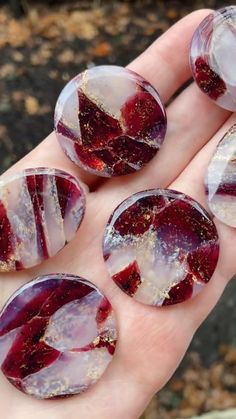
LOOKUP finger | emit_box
[128,9,212,103]
[169,112,236,326]
[102,8,231,196]
[2,132,95,190]
[172,113,236,212]
[102,82,230,196]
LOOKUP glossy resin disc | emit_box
[103,189,219,306]
[190,7,236,111]
[55,65,167,177]
[205,124,236,227]
[0,274,117,399]
[0,168,85,272]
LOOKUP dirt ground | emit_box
[0,1,236,418]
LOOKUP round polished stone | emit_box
[103,189,219,306]
[190,6,236,111]
[206,124,236,227]
[0,168,85,272]
[0,274,117,399]
[54,65,167,177]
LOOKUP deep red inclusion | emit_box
[187,243,220,283]
[163,276,194,306]
[112,195,166,236]
[194,57,226,100]
[55,175,82,219]
[0,275,116,398]
[104,190,219,306]
[2,317,60,379]
[121,91,164,135]
[78,91,122,147]
[96,297,112,324]
[112,261,142,296]
[0,201,13,264]
[207,182,236,196]
[26,175,49,259]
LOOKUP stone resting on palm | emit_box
[0,8,235,419]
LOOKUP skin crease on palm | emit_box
[0,8,235,419]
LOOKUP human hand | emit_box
[0,9,234,419]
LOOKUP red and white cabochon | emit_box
[54,65,167,177]
[205,124,236,227]
[103,189,219,306]
[0,274,117,398]
[0,168,85,271]
[190,6,236,111]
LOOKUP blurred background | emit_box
[0,1,236,418]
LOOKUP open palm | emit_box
[0,9,234,419]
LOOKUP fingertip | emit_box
[128,8,213,103]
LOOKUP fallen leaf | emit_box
[0,63,15,79]
[93,41,112,57]
[11,51,24,62]
[57,48,75,63]
[24,96,40,115]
